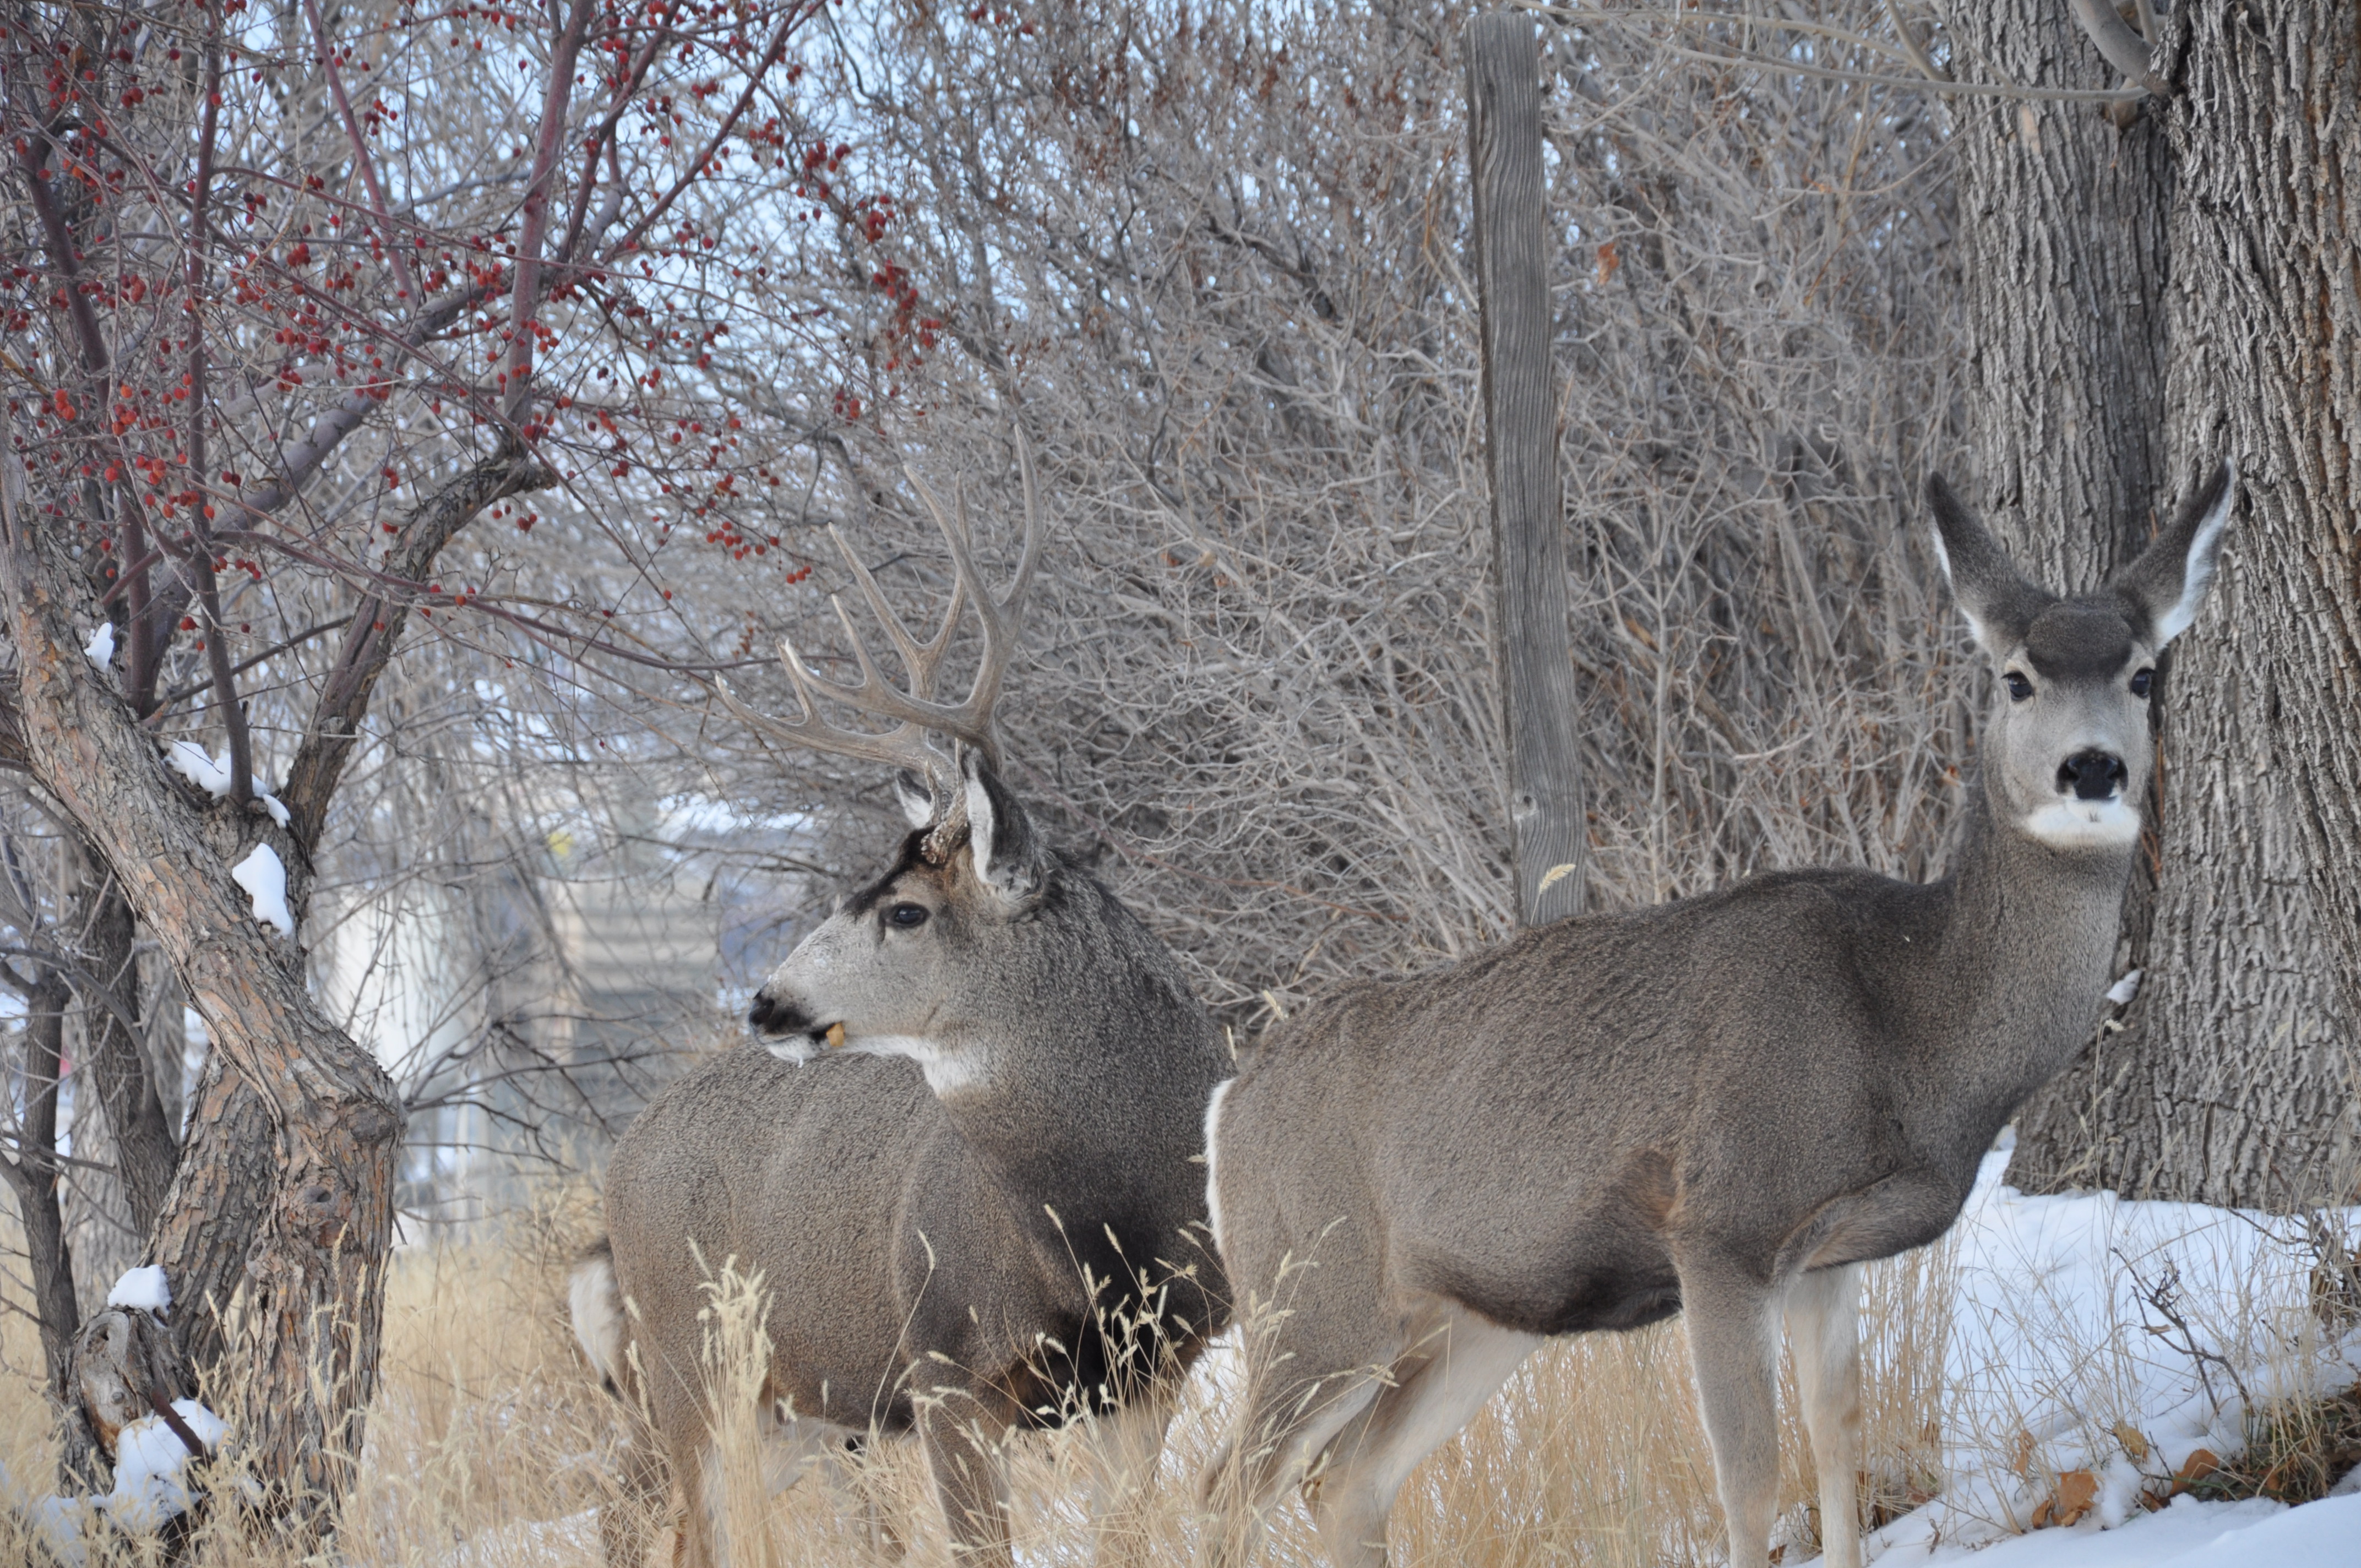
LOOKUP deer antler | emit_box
[715,432,1044,791]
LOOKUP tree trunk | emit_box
[0,504,404,1536]
[1950,1,2355,1205]
[74,856,181,1234]
[2136,0,2361,1205]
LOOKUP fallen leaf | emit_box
[2050,1470,2099,1527]
[2170,1449,2219,1494]
[2112,1420,2151,1462]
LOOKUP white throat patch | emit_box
[2022,798,2142,851]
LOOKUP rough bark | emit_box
[2137,0,2361,1204]
[0,504,403,1533]
[73,855,180,1234]
[1950,0,2354,1204]
[0,973,80,1403]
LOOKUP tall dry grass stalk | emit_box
[0,1191,1955,1566]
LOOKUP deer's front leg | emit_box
[1679,1250,1783,1568]
[917,1387,1015,1567]
[1785,1264,1863,1568]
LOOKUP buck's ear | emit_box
[2113,460,2235,649]
[1926,473,2049,657]
[893,768,940,830]
[960,748,1047,907]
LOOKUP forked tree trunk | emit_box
[0,509,402,1534]
[1949,2,2355,1205]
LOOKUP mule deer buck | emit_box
[573,441,1232,1566]
[1199,466,2235,1568]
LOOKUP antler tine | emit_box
[711,657,946,785]
[823,522,969,705]
[900,431,1046,767]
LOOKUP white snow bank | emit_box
[101,1398,225,1533]
[0,1398,227,1563]
[105,1264,170,1312]
[1817,1135,2361,1567]
[83,622,115,667]
[232,843,295,936]
[433,1508,599,1567]
[1864,1490,2361,1567]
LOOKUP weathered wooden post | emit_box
[1466,11,1585,924]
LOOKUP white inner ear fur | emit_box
[894,775,937,830]
[964,772,1003,885]
[2150,467,2237,648]
[1929,526,1994,650]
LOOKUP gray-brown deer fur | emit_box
[572,449,1231,1567]
[1199,466,2235,1568]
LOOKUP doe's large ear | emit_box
[2112,460,2235,649]
[960,747,1047,907]
[1926,474,2050,657]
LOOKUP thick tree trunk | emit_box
[2137,0,2361,1204]
[1950,1,2354,1204]
[0,508,402,1535]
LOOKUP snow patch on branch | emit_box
[232,845,295,936]
[105,1265,170,1313]
[163,741,293,825]
[83,622,116,668]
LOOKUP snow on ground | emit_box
[1820,1133,2361,1567]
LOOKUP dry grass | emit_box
[0,1189,1952,1567]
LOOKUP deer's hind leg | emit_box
[1785,1264,1863,1568]
[1304,1303,1541,1568]
[1082,1383,1179,1566]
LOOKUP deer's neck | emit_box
[935,1006,1229,1297]
[1916,777,2132,1169]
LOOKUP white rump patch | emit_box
[2151,466,2236,647]
[2022,798,2142,851]
[568,1253,625,1389]
[1203,1077,1236,1254]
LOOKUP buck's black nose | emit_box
[747,989,800,1035]
[2058,750,2128,802]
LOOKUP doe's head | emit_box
[1927,462,2234,854]
[746,746,1051,1095]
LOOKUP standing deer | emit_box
[1198,467,2235,1568]
[573,444,1231,1567]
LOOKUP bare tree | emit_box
[1,0,831,1528]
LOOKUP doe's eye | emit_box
[2004,672,2034,703]
[885,902,929,929]
[2130,668,2154,698]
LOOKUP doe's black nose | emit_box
[747,990,784,1031]
[2059,749,2128,802]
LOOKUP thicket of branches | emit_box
[719,0,1972,1022]
[1,0,1976,1478]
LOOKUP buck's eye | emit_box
[885,902,929,929]
[2004,672,2034,703]
[2130,667,2154,698]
